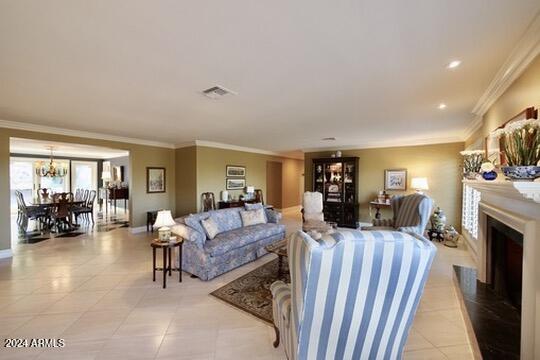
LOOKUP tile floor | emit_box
[0,211,475,359]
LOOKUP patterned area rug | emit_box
[210,258,290,324]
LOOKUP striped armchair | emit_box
[271,229,436,360]
[369,194,434,236]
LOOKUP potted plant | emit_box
[460,150,485,180]
[493,118,540,180]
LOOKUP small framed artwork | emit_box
[226,178,246,190]
[384,169,407,191]
[226,165,246,177]
[146,167,166,193]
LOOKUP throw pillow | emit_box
[201,217,220,240]
[245,202,263,211]
[240,208,267,227]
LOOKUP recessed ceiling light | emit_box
[438,103,447,110]
[447,60,461,69]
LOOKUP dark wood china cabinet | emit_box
[312,157,359,228]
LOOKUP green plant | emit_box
[460,150,484,174]
[494,119,540,166]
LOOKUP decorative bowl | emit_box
[501,166,540,181]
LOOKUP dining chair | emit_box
[200,192,216,212]
[254,189,264,204]
[37,188,50,200]
[74,189,82,201]
[74,190,97,224]
[15,190,46,233]
[49,192,74,232]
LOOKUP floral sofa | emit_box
[171,206,285,280]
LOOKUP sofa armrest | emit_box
[171,223,205,249]
[271,281,291,328]
[397,225,420,235]
[265,209,282,224]
[372,218,394,227]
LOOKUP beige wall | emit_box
[174,146,197,216]
[305,142,464,230]
[193,146,303,213]
[466,54,540,146]
[0,129,176,251]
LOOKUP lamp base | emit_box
[158,227,171,242]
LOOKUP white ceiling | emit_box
[10,138,129,159]
[0,1,539,153]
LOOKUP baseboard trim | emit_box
[129,226,147,234]
[0,249,13,259]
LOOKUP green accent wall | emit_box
[305,142,465,231]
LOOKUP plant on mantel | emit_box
[494,119,540,181]
[460,150,485,180]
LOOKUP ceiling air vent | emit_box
[202,85,237,99]
[322,137,336,141]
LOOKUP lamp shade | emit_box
[101,170,111,180]
[411,177,429,191]
[153,210,176,228]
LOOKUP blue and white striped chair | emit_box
[271,229,436,360]
[368,194,434,236]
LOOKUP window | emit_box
[462,185,481,239]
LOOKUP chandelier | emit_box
[35,147,67,178]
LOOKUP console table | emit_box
[109,187,129,214]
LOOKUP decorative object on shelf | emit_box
[460,150,485,179]
[330,153,336,158]
[492,115,540,181]
[226,178,246,190]
[226,165,246,177]
[153,210,176,242]
[336,150,342,157]
[35,147,67,178]
[221,190,229,201]
[480,162,498,181]
[411,177,429,194]
[443,225,459,248]
[146,167,166,193]
[384,169,407,190]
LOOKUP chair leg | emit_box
[273,325,280,348]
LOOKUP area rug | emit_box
[210,258,290,324]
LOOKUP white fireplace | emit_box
[462,179,540,359]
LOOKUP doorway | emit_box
[266,161,282,209]
[71,160,98,194]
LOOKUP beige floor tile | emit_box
[96,335,163,359]
[2,212,475,359]
[438,344,474,359]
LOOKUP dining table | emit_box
[29,198,86,231]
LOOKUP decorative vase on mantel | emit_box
[460,150,485,180]
[492,118,540,181]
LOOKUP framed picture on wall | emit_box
[384,169,407,191]
[226,178,246,190]
[146,167,166,193]
[226,165,246,177]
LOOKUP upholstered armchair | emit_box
[271,229,436,360]
[368,194,433,236]
[302,191,332,233]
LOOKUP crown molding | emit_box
[302,134,464,153]
[0,119,176,149]
[461,115,484,142]
[472,10,540,117]
[184,140,304,160]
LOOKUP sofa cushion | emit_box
[245,202,263,211]
[209,208,243,233]
[201,217,220,240]
[204,223,285,257]
[184,213,210,237]
[240,208,267,227]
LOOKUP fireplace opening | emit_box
[487,216,523,310]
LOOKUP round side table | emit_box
[151,239,183,289]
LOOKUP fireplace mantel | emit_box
[463,179,540,203]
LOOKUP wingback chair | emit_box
[368,193,434,236]
[302,191,332,233]
[271,229,436,360]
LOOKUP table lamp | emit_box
[153,210,176,242]
[411,177,429,194]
